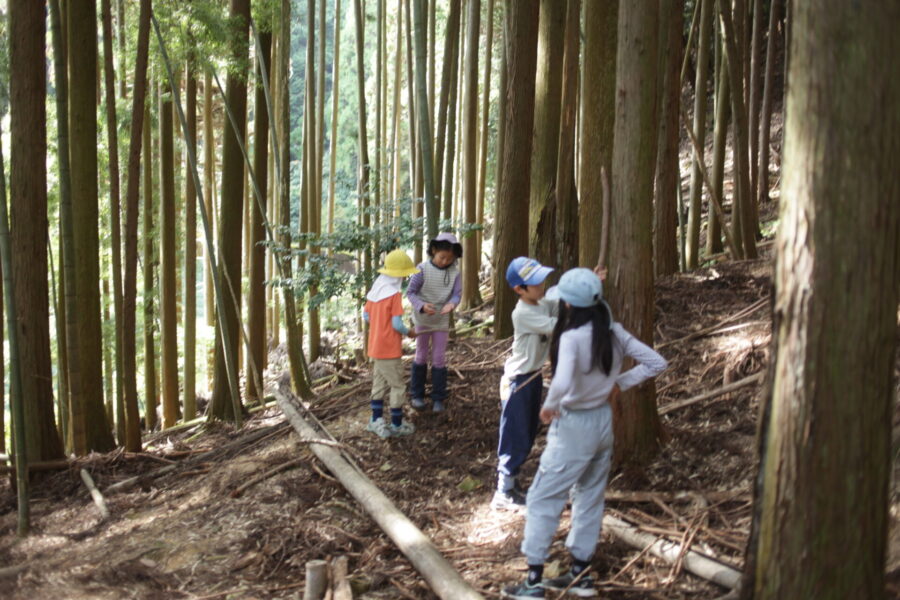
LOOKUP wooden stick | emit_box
[303,559,329,600]
[658,297,767,349]
[603,515,742,589]
[605,490,749,504]
[659,372,764,415]
[230,458,304,498]
[597,166,611,271]
[80,468,110,520]
[275,386,484,600]
[331,556,353,600]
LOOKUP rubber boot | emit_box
[410,362,428,409]
[431,367,448,412]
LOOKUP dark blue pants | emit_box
[497,371,542,491]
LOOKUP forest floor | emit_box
[3,240,899,599]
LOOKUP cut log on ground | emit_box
[303,559,328,600]
[603,515,742,589]
[659,372,764,415]
[331,556,353,600]
[275,385,485,600]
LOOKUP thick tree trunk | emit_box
[160,83,179,429]
[142,103,158,431]
[247,32,271,404]
[492,0,539,339]
[528,0,565,264]
[68,1,115,452]
[9,0,65,463]
[460,0,482,309]
[184,66,198,420]
[578,0,617,268]
[743,3,900,597]
[608,0,663,466]
[553,0,580,273]
[653,0,684,277]
[685,0,713,269]
[121,0,151,452]
[210,0,250,422]
[101,0,125,444]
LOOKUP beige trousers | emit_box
[371,358,406,409]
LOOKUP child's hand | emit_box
[422,303,437,315]
[440,302,455,315]
[407,329,418,339]
[539,407,559,424]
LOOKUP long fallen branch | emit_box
[80,468,110,520]
[659,372,764,416]
[658,297,768,349]
[603,515,742,589]
[605,490,749,504]
[274,386,484,600]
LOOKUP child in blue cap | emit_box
[492,257,558,510]
[502,268,668,599]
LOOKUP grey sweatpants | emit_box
[521,404,613,565]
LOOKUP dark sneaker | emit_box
[491,488,526,511]
[502,580,545,599]
[432,399,445,413]
[410,397,427,410]
[542,571,596,597]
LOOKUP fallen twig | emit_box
[230,458,305,498]
[659,372,764,415]
[80,468,110,520]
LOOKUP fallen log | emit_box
[0,459,70,475]
[659,372,764,416]
[275,386,484,600]
[603,515,742,589]
[605,490,749,504]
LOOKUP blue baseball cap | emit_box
[506,257,554,288]
[546,267,603,307]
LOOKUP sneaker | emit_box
[542,571,596,597]
[410,397,427,410]
[389,421,416,436]
[432,399,445,413]
[502,580,544,599]
[365,418,392,439]
[491,488,526,511]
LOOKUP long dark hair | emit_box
[550,302,613,376]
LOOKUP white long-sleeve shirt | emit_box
[543,322,668,412]
[503,297,559,378]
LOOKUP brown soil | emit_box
[2,246,898,599]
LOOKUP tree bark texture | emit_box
[553,0,580,273]
[142,104,158,431]
[184,66,198,421]
[528,0,565,264]
[434,0,461,217]
[578,0,618,268]
[210,0,250,422]
[653,0,684,277]
[744,3,900,598]
[160,84,178,429]
[9,0,65,463]
[492,0,539,339]
[412,0,438,239]
[460,0,482,309]
[68,1,115,452]
[608,0,663,466]
[757,0,781,208]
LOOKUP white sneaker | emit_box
[366,418,392,439]
[389,421,415,437]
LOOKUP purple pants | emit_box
[414,327,449,368]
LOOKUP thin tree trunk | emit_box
[747,0,764,233]
[529,0,566,263]
[210,0,251,423]
[707,49,730,256]
[653,0,684,277]
[554,0,580,273]
[69,0,115,452]
[310,0,326,362]
[203,73,215,328]
[117,0,127,98]
[353,0,372,284]
[460,0,482,309]
[328,0,342,236]
[685,0,713,269]
[492,0,539,339]
[101,0,125,444]
[411,0,438,240]
[142,103,158,432]
[122,0,152,452]
[743,3,900,596]
[102,278,113,423]
[493,1,508,228]
[475,0,495,269]
[247,32,271,404]
[10,0,65,468]
[757,0,781,207]
[440,6,461,224]
[718,0,757,259]
[160,82,179,429]
[184,65,198,420]
[578,0,617,268]
[434,0,461,214]
[608,0,663,466]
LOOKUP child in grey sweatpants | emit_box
[502,268,668,600]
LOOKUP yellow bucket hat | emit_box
[378,249,420,277]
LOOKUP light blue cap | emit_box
[546,267,603,307]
